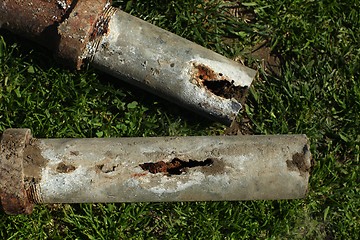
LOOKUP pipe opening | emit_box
[139,158,214,175]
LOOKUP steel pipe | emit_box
[0,0,257,124]
[0,129,311,215]
[90,9,256,123]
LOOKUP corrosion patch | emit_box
[286,152,310,177]
[0,129,35,214]
[191,63,248,102]
[23,139,48,181]
[56,162,76,173]
[96,163,118,173]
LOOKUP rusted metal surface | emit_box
[0,0,72,49]
[0,129,34,215]
[57,0,112,69]
[92,10,257,124]
[0,129,311,214]
[0,1,256,123]
[0,0,112,69]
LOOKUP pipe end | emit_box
[0,129,34,215]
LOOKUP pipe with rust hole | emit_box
[0,0,257,124]
[0,129,312,215]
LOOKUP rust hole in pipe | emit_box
[192,63,248,102]
[96,164,118,173]
[139,158,214,175]
[56,162,76,173]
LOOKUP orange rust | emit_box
[193,63,227,82]
[57,0,111,69]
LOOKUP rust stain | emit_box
[200,158,225,175]
[191,63,248,103]
[23,139,48,181]
[194,64,223,81]
[286,150,310,177]
[131,172,148,178]
[57,0,112,69]
[0,129,35,215]
[22,138,48,206]
[0,192,34,215]
[89,11,111,41]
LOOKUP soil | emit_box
[250,41,281,76]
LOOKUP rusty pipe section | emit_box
[0,0,111,69]
[0,0,70,50]
[0,129,311,215]
[91,10,256,123]
[0,0,256,124]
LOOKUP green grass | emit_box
[0,0,359,239]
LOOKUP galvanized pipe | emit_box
[90,9,256,123]
[0,129,312,215]
[0,0,257,124]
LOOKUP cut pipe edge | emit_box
[0,129,312,215]
[0,0,257,124]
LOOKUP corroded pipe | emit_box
[0,129,311,215]
[0,0,257,124]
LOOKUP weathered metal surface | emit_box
[91,10,257,124]
[0,129,34,215]
[36,135,310,203]
[0,1,256,123]
[57,0,112,69]
[0,0,72,49]
[0,0,112,69]
[1,129,310,208]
